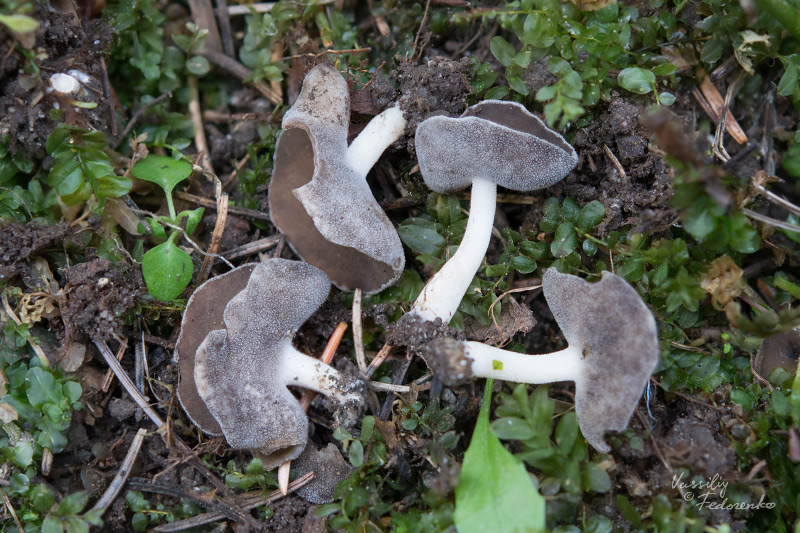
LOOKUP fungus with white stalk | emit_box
[405,101,578,327]
[269,63,407,293]
[421,268,659,452]
[174,259,364,469]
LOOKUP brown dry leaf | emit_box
[465,298,536,345]
[701,256,746,310]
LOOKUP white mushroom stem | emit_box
[410,177,498,324]
[345,105,406,177]
[279,346,362,402]
[462,341,582,384]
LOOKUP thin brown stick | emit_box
[1,489,23,531]
[220,235,281,260]
[197,179,229,283]
[188,77,214,174]
[743,208,800,232]
[352,289,367,373]
[755,184,800,217]
[95,340,162,426]
[175,190,273,221]
[411,0,432,60]
[200,49,281,104]
[365,344,393,379]
[92,428,147,514]
[115,92,172,148]
[102,337,128,392]
[152,472,315,532]
[603,144,627,182]
[283,47,371,60]
[215,0,235,56]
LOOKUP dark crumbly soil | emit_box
[0,221,73,280]
[0,6,113,158]
[391,56,473,154]
[387,313,465,348]
[263,495,326,533]
[539,96,676,234]
[61,257,141,341]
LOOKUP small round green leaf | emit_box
[489,36,516,68]
[142,240,194,302]
[186,55,211,76]
[132,155,192,196]
[617,67,656,95]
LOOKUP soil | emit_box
[0,5,114,159]
[0,221,74,280]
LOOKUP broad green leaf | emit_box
[489,36,515,67]
[397,219,446,256]
[132,155,192,196]
[0,14,39,33]
[42,514,64,533]
[186,55,211,76]
[617,67,655,95]
[490,416,535,440]
[56,491,89,516]
[551,222,577,258]
[576,201,605,231]
[142,240,194,302]
[454,379,545,533]
[26,367,61,408]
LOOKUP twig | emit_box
[188,77,214,174]
[694,74,748,145]
[197,179,229,284]
[94,339,163,426]
[115,92,172,148]
[102,337,128,392]
[410,0,432,60]
[175,190,273,221]
[134,331,145,393]
[277,322,348,494]
[603,144,627,182]
[1,489,23,531]
[125,479,257,528]
[152,472,315,532]
[91,428,147,515]
[283,47,371,60]
[365,344,393,379]
[742,208,800,233]
[754,183,800,217]
[225,0,332,15]
[352,289,367,374]
[361,61,385,90]
[200,49,281,104]
[219,236,281,261]
[369,378,432,393]
[215,0,235,57]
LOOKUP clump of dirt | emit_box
[61,257,141,341]
[550,96,675,233]
[387,313,465,348]
[0,221,74,280]
[351,73,397,117]
[391,56,473,154]
[0,6,114,159]
[263,494,326,533]
[463,297,536,345]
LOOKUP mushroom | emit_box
[420,268,659,452]
[269,63,407,293]
[754,328,800,382]
[175,259,364,468]
[405,100,578,326]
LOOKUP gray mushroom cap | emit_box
[174,263,258,436]
[268,63,405,293]
[193,259,331,467]
[415,100,578,193]
[542,268,659,452]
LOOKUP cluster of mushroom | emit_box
[173,61,662,502]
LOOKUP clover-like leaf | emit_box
[142,240,194,302]
[132,155,192,197]
[617,67,656,95]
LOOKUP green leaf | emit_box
[511,256,537,274]
[349,440,364,467]
[507,76,529,96]
[30,484,55,513]
[42,514,64,533]
[582,462,611,493]
[26,367,61,408]
[142,240,194,302]
[12,440,33,467]
[0,14,40,33]
[454,379,545,533]
[56,491,89,516]
[397,219,446,256]
[551,222,577,258]
[777,64,799,96]
[617,67,655,95]
[489,36,516,67]
[490,416,535,440]
[131,155,192,196]
[186,55,210,76]
[576,201,605,231]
